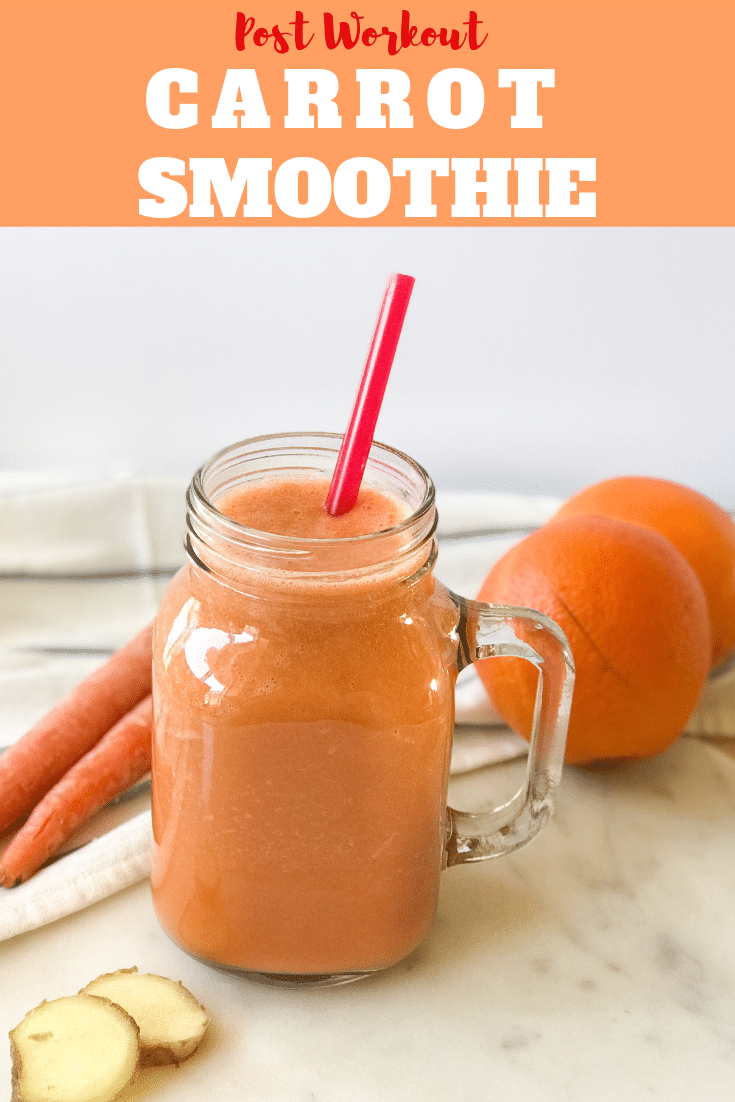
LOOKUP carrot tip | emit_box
[0,867,21,889]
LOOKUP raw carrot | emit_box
[0,621,153,833]
[0,696,153,886]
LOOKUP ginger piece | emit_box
[80,968,209,1067]
[10,994,139,1102]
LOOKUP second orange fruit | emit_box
[553,476,735,668]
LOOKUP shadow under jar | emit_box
[151,434,574,986]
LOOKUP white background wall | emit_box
[1,227,733,504]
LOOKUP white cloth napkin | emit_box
[1,476,732,942]
[0,813,151,942]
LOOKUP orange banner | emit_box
[1,1,732,226]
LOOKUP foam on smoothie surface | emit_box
[216,477,406,539]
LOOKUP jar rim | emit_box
[189,432,436,550]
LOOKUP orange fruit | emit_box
[475,514,711,764]
[553,476,735,668]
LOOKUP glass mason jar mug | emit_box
[151,434,574,986]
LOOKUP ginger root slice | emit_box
[10,994,140,1102]
[80,968,209,1067]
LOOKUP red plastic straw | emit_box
[325,272,415,516]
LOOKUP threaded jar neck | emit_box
[185,433,437,593]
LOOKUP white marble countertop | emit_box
[2,736,734,1101]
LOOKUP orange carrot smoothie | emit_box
[151,443,458,981]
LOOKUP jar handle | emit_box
[445,596,574,867]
